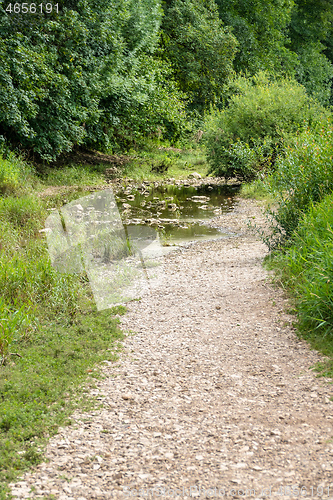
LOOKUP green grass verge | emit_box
[0,151,128,498]
[265,193,333,378]
[0,307,124,499]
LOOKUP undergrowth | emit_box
[262,118,333,249]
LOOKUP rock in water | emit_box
[188,172,202,179]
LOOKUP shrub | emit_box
[263,118,333,248]
[207,137,276,182]
[204,72,328,180]
[267,193,333,337]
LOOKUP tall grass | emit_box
[0,150,36,195]
[267,194,333,338]
[0,195,81,322]
[0,150,125,495]
[263,118,333,248]
[39,164,106,187]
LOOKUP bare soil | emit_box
[10,197,333,500]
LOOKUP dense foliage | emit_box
[204,73,327,181]
[215,0,297,76]
[289,0,333,105]
[0,0,187,159]
[160,0,237,112]
[215,0,333,105]
[1,0,332,159]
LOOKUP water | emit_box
[116,183,240,246]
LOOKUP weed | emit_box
[263,118,333,248]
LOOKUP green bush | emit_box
[267,193,333,337]
[208,137,276,182]
[0,307,123,489]
[204,72,327,180]
[0,0,188,159]
[263,118,333,248]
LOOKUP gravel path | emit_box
[10,198,333,500]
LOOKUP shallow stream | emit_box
[116,183,240,247]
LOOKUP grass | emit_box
[239,179,273,206]
[38,164,106,188]
[262,120,333,248]
[224,160,333,382]
[0,151,128,498]
[0,306,124,499]
[121,147,210,181]
[264,193,333,378]
[0,150,37,196]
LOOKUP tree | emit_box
[214,0,333,105]
[160,0,238,112]
[288,0,333,104]
[214,0,297,76]
[0,0,186,159]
